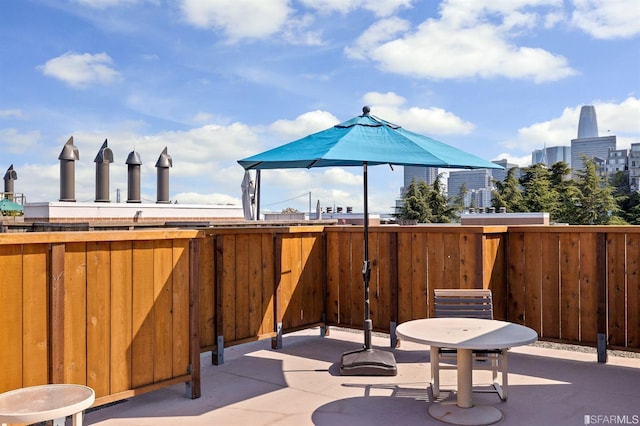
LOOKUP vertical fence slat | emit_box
[541,233,560,339]
[64,242,87,384]
[235,234,251,337]
[199,235,215,349]
[560,233,580,341]
[523,232,542,334]
[261,233,275,337]
[86,241,111,397]
[189,238,201,398]
[50,243,65,384]
[508,232,525,323]
[172,240,190,378]
[397,231,412,323]
[627,233,639,349]
[152,240,174,382]
[248,234,264,336]
[338,232,352,326]
[131,240,154,387]
[0,244,23,392]
[326,231,340,324]
[110,240,132,394]
[221,235,237,342]
[22,244,48,387]
[579,233,598,344]
[607,233,627,347]
[411,231,428,319]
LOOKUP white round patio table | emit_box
[0,384,95,426]
[396,317,537,426]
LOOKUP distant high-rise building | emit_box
[490,159,518,183]
[571,136,616,177]
[570,105,616,177]
[448,169,493,208]
[629,143,640,191]
[606,149,628,175]
[532,146,571,167]
[402,166,438,194]
[577,105,599,139]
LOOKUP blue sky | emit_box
[1,0,639,214]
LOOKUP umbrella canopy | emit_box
[238,108,500,171]
[0,198,24,215]
[238,107,502,376]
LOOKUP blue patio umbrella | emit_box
[238,107,502,375]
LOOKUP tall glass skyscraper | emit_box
[571,105,616,177]
[577,105,598,139]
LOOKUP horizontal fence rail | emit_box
[1,224,638,408]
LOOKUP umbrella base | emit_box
[340,348,397,376]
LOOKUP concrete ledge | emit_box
[461,212,549,226]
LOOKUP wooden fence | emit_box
[0,230,202,405]
[1,224,638,408]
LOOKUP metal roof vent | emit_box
[58,136,79,202]
[155,147,172,204]
[94,139,114,202]
[3,164,17,196]
[126,149,142,203]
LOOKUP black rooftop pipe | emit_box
[58,136,79,202]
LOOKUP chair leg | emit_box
[430,346,440,397]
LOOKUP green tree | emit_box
[549,161,581,223]
[519,163,558,215]
[492,167,525,212]
[428,173,458,223]
[397,179,431,223]
[573,157,620,224]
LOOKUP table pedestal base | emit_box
[428,402,503,426]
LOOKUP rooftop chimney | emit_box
[58,136,79,202]
[155,147,172,204]
[3,164,17,198]
[94,139,114,202]
[126,150,142,203]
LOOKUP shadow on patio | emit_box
[85,328,640,426]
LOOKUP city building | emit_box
[490,159,518,182]
[628,143,640,191]
[570,105,617,178]
[402,166,438,194]
[447,169,493,208]
[532,146,571,168]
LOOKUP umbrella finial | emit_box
[362,106,370,116]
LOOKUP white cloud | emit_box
[362,91,475,135]
[0,109,24,119]
[571,0,640,39]
[493,152,532,167]
[72,0,158,8]
[39,52,120,88]
[179,0,292,42]
[500,97,640,154]
[0,128,42,154]
[346,1,576,82]
[269,110,340,139]
[299,0,413,17]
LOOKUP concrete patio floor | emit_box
[85,328,640,426]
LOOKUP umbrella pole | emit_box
[363,163,372,350]
[255,170,261,221]
[339,162,397,376]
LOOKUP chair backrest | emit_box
[433,289,494,319]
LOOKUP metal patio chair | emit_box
[431,289,508,401]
